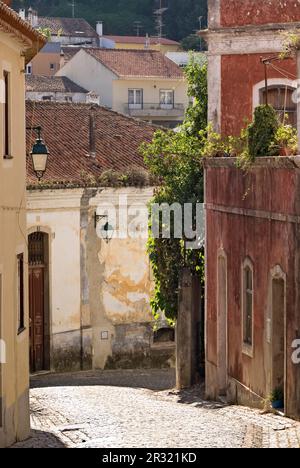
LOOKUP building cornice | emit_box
[201,23,300,55]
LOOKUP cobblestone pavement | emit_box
[12,369,300,449]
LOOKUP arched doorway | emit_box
[28,231,50,373]
[271,276,286,410]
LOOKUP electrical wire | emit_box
[269,62,297,80]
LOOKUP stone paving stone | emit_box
[11,370,300,449]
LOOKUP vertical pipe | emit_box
[264,62,268,106]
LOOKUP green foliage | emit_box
[141,57,207,321]
[270,123,298,155]
[12,0,207,41]
[182,59,208,137]
[280,31,300,59]
[248,105,279,159]
[181,35,206,52]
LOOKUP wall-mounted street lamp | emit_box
[94,212,114,243]
[26,126,49,181]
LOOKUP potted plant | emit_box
[271,124,298,157]
[269,387,284,409]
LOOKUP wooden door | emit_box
[29,265,45,372]
[29,232,47,373]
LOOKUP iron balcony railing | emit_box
[126,103,185,112]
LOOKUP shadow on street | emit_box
[30,368,176,392]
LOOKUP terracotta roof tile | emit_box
[26,101,157,187]
[37,17,98,38]
[84,48,184,78]
[26,75,88,93]
[61,46,82,63]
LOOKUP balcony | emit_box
[125,103,185,118]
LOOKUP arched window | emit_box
[242,258,254,356]
[260,86,296,127]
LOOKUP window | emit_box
[260,86,296,127]
[128,89,143,109]
[65,96,73,103]
[242,260,254,352]
[26,64,32,75]
[3,71,11,158]
[17,254,25,333]
[160,89,174,109]
[42,95,53,101]
[50,63,55,71]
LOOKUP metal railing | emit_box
[126,102,185,112]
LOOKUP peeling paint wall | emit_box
[206,0,300,136]
[205,158,300,420]
[220,0,300,27]
[27,187,174,373]
[87,188,174,369]
[27,189,88,372]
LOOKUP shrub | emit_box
[248,105,279,159]
[270,124,298,156]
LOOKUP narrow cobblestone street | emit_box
[11,369,300,449]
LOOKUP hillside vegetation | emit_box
[12,0,207,46]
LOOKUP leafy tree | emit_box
[140,57,207,321]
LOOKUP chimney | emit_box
[60,50,65,70]
[89,106,97,158]
[28,7,39,27]
[96,21,103,37]
[19,8,26,20]
[144,33,150,49]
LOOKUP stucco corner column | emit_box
[297,51,300,154]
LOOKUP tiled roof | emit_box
[26,75,88,94]
[26,101,157,187]
[103,35,180,46]
[37,17,98,38]
[61,46,83,63]
[0,2,46,63]
[84,48,184,78]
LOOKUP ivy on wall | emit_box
[141,56,207,321]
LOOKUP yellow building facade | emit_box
[0,1,45,447]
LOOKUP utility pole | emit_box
[154,0,168,44]
[69,0,75,18]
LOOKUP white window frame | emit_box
[128,88,143,110]
[160,89,174,109]
[241,257,254,358]
[252,78,296,112]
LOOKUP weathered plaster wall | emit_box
[205,158,300,419]
[27,190,91,372]
[220,0,300,27]
[0,31,30,447]
[27,187,174,372]
[88,188,173,369]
